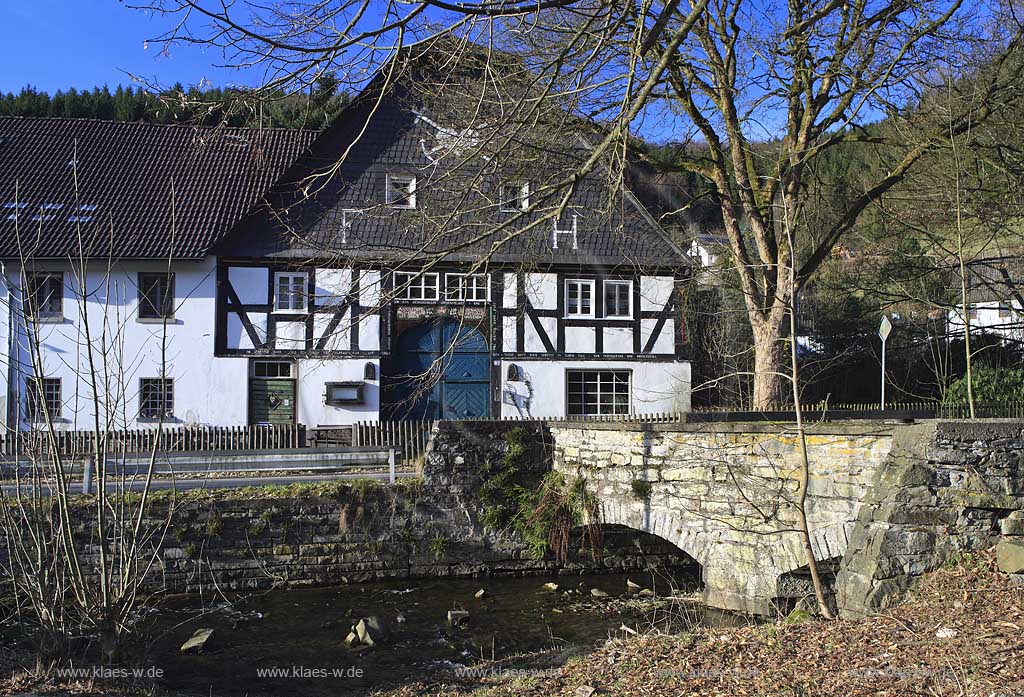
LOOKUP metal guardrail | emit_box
[73,446,398,493]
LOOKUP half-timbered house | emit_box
[0,50,693,430]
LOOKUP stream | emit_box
[138,570,747,696]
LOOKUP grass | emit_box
[58,477,416,509]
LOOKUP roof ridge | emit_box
[0,115,322,135]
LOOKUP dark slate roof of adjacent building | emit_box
[0,117,316,260]
[218,55,689,270]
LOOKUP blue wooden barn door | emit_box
[388,319,490,420]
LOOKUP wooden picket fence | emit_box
[0,423,306,458]
[352,420,437,465]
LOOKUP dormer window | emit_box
[500,181,530,213]
[387,174,417,209]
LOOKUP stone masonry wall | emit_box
[550,420,1024,617]
[836,421,1024,616]
[80,422,690,594]
[550,421,895,614]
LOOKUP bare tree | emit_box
[0,173,175,661]
[128,0,1024,408]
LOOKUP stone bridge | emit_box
[550,420,1024,616]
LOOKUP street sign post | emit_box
[878,315,893,410]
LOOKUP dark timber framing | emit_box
[215,260,688,362]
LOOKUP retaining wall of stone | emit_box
[79,422,691,594]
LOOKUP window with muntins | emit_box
[394,271,439,300]
[566,279,595,317]
[567,370,630,416]
[387,174,417,209]
[252,361,293,379]
[274,272,307,312]
[139,378,174,419]
[604,280,632,318]
[499,181,530,212]
[999,303,1012,318]
[26,377,61,421]
[26,273,63,319]
[446,273,489,302]
[138,272,175,319]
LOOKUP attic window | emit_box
[500,181,530,213]
[225,134,250,147]
[386,174,417,209]
[339,209,362,245]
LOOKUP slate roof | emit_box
[219,57,689,270]
[0,117,316,260]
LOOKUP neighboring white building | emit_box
[946,258,1024,345]
[0,53,694,431]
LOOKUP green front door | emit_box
[249,361,296,425]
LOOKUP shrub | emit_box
[631,479,652,501]
[944,363,1024,404]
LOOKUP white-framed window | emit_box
[446,273,490,302]
[999,303,1012,318]
[567,370,631,416]
[274,272,308,313]
[499,181,530,212]
[394,271,440,301]
[604,279,632,318]
[566,279,595,318]
[386,174,417,209]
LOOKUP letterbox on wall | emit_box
[325,381,365,405]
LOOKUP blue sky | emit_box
[0,1,258,93]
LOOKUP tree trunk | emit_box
[752,318,785,409]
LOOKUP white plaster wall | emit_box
[0,274,9,429]
[8,257,249,429]
[228,266,268,304]
[502,273,517,309]
[640,276,674,311]
[947,301,1024,343]
[524,273,557,310]
[604,326,633,354]
[565,326,595,353]
[499,359,691,418]
[296,358,380,426]
[315,268,350,302]
[360,270,383,308]
[524,316,557,353]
